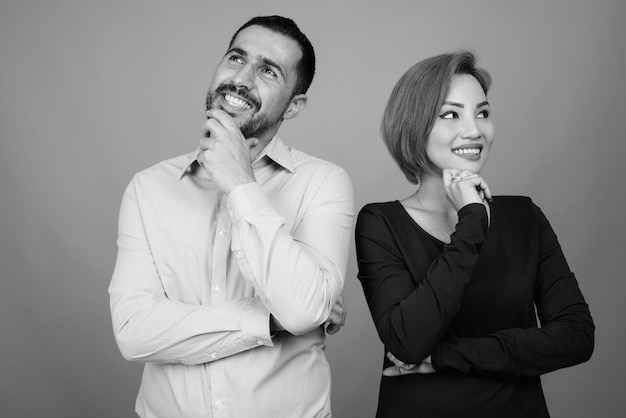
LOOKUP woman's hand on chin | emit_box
[443,168,492,211]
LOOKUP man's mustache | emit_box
[215,83,261,110]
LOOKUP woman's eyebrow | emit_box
[442,100,490,108]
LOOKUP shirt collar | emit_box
[259,136,295,173]
[178,135,295,180]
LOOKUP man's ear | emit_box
[282,94,308,120]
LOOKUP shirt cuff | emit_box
[227,182,275,223]
[242,297,274,347]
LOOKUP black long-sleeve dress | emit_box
[355,197,594,418]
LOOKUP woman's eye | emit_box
[440,111,458,119]
[477,109,490,118]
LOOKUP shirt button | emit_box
[214,286,223,293]
[218,229,228,237]
[210,352,217,359]
[215,400,223,408]
[257,339,264,346]
[236,252,243,259]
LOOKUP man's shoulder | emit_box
[287,145,347,178]
[123,151,196,197]
[132,151,196,181]
[138,151,195,175]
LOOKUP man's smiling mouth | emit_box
[224,94,252,110]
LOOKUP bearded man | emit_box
[109,15,354,418]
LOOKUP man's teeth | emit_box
[453,148,481,155]
[224,94,252,110]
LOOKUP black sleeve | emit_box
[355,203,489,364]
[432,204,594,377]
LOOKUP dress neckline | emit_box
[393,199,493,245]
[394,200,449,245]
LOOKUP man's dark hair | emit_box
[229,15,316,96]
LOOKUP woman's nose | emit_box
[460,117,481,139]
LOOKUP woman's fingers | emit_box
[443,169,492,209]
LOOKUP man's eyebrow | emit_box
[442,100,490,108]
[259,57,286,80]
[226,47,247,57]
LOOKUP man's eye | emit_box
[262,67,277,77]
[229,55,244,64]
[439,111,458,119]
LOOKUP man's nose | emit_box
[232,65,255,90]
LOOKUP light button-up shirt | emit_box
[109,136,354,417]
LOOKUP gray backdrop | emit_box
[1,0,624,417]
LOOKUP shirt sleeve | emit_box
[227,168,354,335]
[432,204,595,377]
[109,178,273,365]
[355,203,489,364]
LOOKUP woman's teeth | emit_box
[453,148,481,155]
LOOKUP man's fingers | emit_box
[331,295,346,324]
[201,117,228,141]
[206,109,240,132]
[325,297,347,335]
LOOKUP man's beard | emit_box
[205,84,283,138]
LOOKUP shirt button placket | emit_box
[211,197,230,304]
[210,196,232,418]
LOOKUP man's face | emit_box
[205,25,303,139]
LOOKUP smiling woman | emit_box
[355,51,594,418]
[426,74,494,176]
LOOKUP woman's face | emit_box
[426,74,494,175]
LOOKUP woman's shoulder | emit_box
[356,200,407,229]
[492,195,532,203]
[491,195,543,224]
[492,195,534,210]
[356,200,418,241]
[358,200,402,217]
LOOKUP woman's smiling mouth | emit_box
[452,145,483,160]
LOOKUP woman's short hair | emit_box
[380,51,492,184]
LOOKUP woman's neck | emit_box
[416,174,451,212]
[399,173,457,243]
